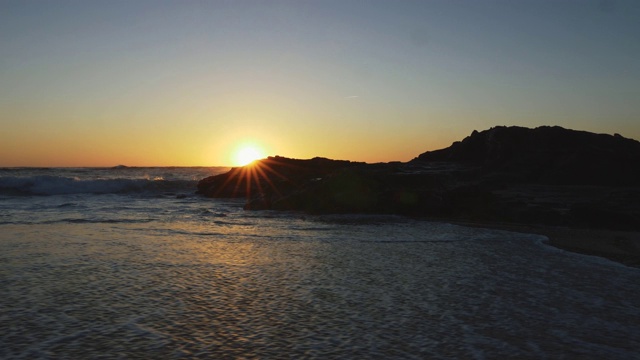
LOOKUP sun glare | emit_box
[234,145,266,166]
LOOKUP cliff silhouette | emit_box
[414,126,640,186]
[198,126,640,231]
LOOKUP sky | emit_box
[1,0,639,167]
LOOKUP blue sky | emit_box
[1,0,639,166]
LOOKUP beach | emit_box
[446,221,640,268]
[1,167,639,358]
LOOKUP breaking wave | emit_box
[0,175,197,196]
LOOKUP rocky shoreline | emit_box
[197,126,640,266]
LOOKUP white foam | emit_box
[0,175,195,196]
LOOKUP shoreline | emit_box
[439,219,640,268]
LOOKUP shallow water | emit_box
[1,168,639,359]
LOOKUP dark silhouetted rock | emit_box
[197,126,640,230]
[197,156,365,200]
[413,126,640,186]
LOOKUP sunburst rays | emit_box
[213,157,301,202]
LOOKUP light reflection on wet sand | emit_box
[1,220,639,359]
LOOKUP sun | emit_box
[233,144,266,166]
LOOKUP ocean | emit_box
[1,167,639,359]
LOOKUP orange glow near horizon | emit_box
[2,2,640,167]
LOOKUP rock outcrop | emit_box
[413,126,640,186]
[197,156,365,204]
[197,126,640,230]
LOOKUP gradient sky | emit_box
[1,0,639,166]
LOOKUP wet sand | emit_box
[536,227,640,268]
[441,220,640,268]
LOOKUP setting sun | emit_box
[233,144,266,166]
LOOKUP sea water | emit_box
[1,167,639,359]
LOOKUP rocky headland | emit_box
[197,126,640,265]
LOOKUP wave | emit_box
[0,218,156,225]
[0,175,197,196]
